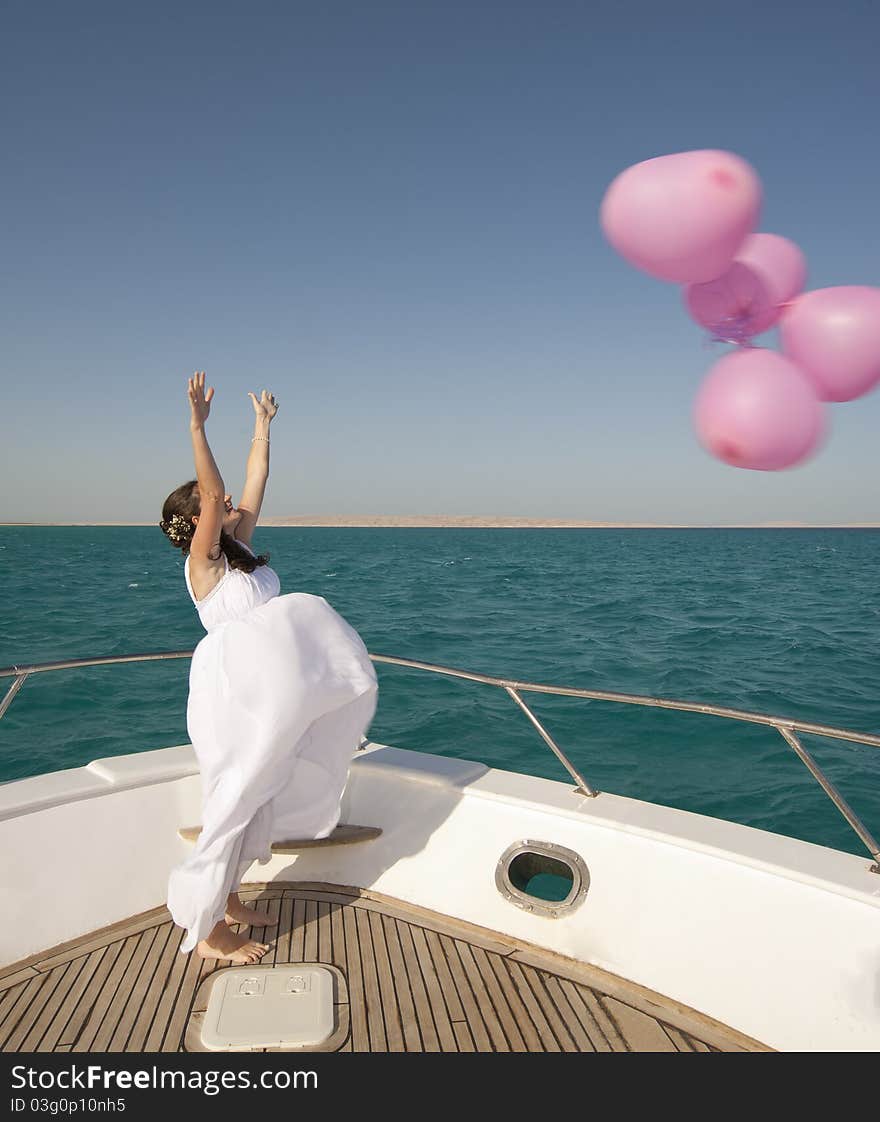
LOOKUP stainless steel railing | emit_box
[1,649,878,872]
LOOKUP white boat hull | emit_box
[2,741,878,1051]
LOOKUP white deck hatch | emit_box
[200,965,335,1050]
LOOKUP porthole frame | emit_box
[495,839,590,918]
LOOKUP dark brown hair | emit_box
[159,479,270,572]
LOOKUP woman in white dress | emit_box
[160,372,378,964]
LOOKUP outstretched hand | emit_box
[248,389,279,421]
[188,371,214,427]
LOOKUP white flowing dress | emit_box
[166,541,378,953]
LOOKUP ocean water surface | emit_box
[1,526,878,857]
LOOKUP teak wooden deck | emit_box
[0,883,770,1053]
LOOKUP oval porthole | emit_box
[495,841,590,918]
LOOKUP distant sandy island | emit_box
[3,517,880,529]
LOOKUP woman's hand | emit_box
[248,389,279,421]
[188,371,214,428]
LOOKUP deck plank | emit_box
[72,936,140,1052]
[37,952,103,1053]
[290,898,307,962]
[422,929,465,1024]
[34,912,170,972]
[483,951,548,1053]
[160,946,213,1054]
[142,929,188,1052]
[380,913,421,1051]
[503,958,563,1052]
[514,966,580,1052]
[317,901,332,966]
[366,908,403,1052]
[5,965,71,1052]
[21,960,86,1052]
[576,984,628,1050]
[0,967,40,991]
[396,918,441,1052]
[554,978,612,1051]
[454,939,511,1051]
[664,1025,699,1052]
[303,900,320,962]
[273,896,295,967]
[126,925,179,1052]
[59,943,124,1049]
[0,980,32,1041]
[469,946,530,1052]
[542,974,599,1053]
[354,907,386,1052]
[341,904,370,1051]
[239,886,286,902]
[327,900,345,970]
[408,924,458,1052]
[601,996,678,1052]
[437,933,493,1052]
[1,977,45,1049]
[167,936,232,1055]
[106,927,167,1052]
[91,929,159,1052]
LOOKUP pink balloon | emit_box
[693,349,826,470]
[684,233,807,342]
[600,150,762,284]
[735,234,807,328]
[684,261,770,343]
[779,286,880,402]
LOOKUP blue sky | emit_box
[1,0,878,523]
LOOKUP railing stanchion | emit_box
[775,726,880,873]
[0,671,28,721]
[505,687,598,798]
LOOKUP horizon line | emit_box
[3,519,879,530]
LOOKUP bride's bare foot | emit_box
[197,921,269,964]
[225,893,279,929]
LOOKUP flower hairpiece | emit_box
[159,513,193,545]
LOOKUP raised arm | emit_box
[236,390,279,547]
[188,371,226,562]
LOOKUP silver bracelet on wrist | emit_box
[252,436,270,443]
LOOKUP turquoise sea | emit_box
[1,526,878,858]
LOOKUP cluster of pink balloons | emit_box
[600,149,880,470]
